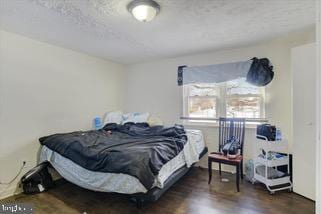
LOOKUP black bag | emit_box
[256,124,276,141]
[247,57,274,86]
[21,162,53,194]
[222,136,240,156]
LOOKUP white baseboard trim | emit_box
[0,186,22,200]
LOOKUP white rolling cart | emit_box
[252,135,292,194]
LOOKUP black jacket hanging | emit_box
[246,57,274,86]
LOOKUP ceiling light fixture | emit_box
[127,0,160,22]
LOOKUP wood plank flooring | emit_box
[1,168,315,214]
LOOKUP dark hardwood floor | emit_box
[1,168,315,214]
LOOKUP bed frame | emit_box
[49,147,208,208]
[130,147,208,208]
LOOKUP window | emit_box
[184,83,219,119]
[182,78,265,123]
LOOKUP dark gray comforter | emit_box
[39,123,187,189]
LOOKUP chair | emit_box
[208,117,245,192]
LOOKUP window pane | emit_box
[226,96,261,118]
[188,97,216,118]
[226,78,261,95]
[187,83,219,96]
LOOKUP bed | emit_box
[39,123,207,207]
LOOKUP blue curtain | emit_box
[177,60,252,86]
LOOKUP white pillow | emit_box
[147,115,163,126]
[122,112,150,124]
[103,111,123,125]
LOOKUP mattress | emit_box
[40,129,205,194]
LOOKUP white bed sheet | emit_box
[40,129,205,194]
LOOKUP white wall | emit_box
[316,1,321,212]
[0,30,125,199]
[292,43,316,200]
[124,28,315,170]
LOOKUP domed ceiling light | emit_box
[127,0,160,22]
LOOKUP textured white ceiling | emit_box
[0,0,316,64]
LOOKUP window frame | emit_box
[225,94,265,119]
[187,95,219,119]
[182,80,265,126]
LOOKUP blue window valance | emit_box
[178,58,274,87]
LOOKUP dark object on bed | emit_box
[256,124,276,141]
[21,161,53,194]
[131,147,208,208]
[208,117,245,192]
[39,123,187,190]
[246,57,274,86]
